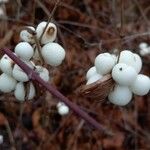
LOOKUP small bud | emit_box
[57,102,69,116]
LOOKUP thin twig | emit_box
[0,30,13,49]
[1,48,113,136]
[16,0,22,20]
[5,120,16,150]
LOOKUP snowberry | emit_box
[112,63,137,86]
[14,42,34,61]
[118,50,142,73]
[35,65,49,82]
[0,54,14,75]
[20,26,35,44]
[0,135,3,144]
[139,42,148,49]
[0,73,17,93]
[57,102,69,116]
[36,21,57,44]
[139,47,150,56]
[111,54,118,63]
[41,42,65,66]
[108,84,132,106]
[119,50,134,64]
[132,54,142,73]
[14,82,35,101]
[86,73,103,85]
[12,61,34,82]
[130,74,150,96]
[86,66,97,80]
[95,53,116,75]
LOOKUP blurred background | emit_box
[0,0,149,149]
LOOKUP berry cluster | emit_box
[86,50,150,106]
[0,21,69,115]
[139,42,150,56]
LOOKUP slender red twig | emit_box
[1,48,112,135]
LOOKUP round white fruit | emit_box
[139,47,150,56]
[36,21,57,44]
[35,65,50,82]
[139,42,148,49]
[41,42,65,66]
[86,73,103,85]
[95,53,116,75]
[14,42,34,61]
[0,54,14,75]
[12,61,34,82]
[130,74,150,96]
[0,135,3,144]
[112,63,138,86]
[108,84,132,106]
[86,66,97,80]
[132,53,142,73]
[0,73,17,93]
[57,102,69,116]
[118,50,142,73]
[14,82,35,101]
[20,26,35,44]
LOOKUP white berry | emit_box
[20,26,35,44]
[0,54,14,75]
[112,63,137,86]
[139,47,150,56]
[86,73,103,85]
[12,61,34,82]
[14,42,34,61]
[41,42,65,66]
[139,42,148,49]
[36,21,57,44]
[95,53,116,75]
[0,73,17,93]
[133,53,142,73]
[108,84,132,106]
[35,65,50,82]
[0,135,3,144]
[119,50,142,73]
[130,74,150,96]
[119,50,134,64]
[57,102,69,116]
[14,82,35,101]
[86,66,97,80]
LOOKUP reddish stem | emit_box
[1,48,111,135]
